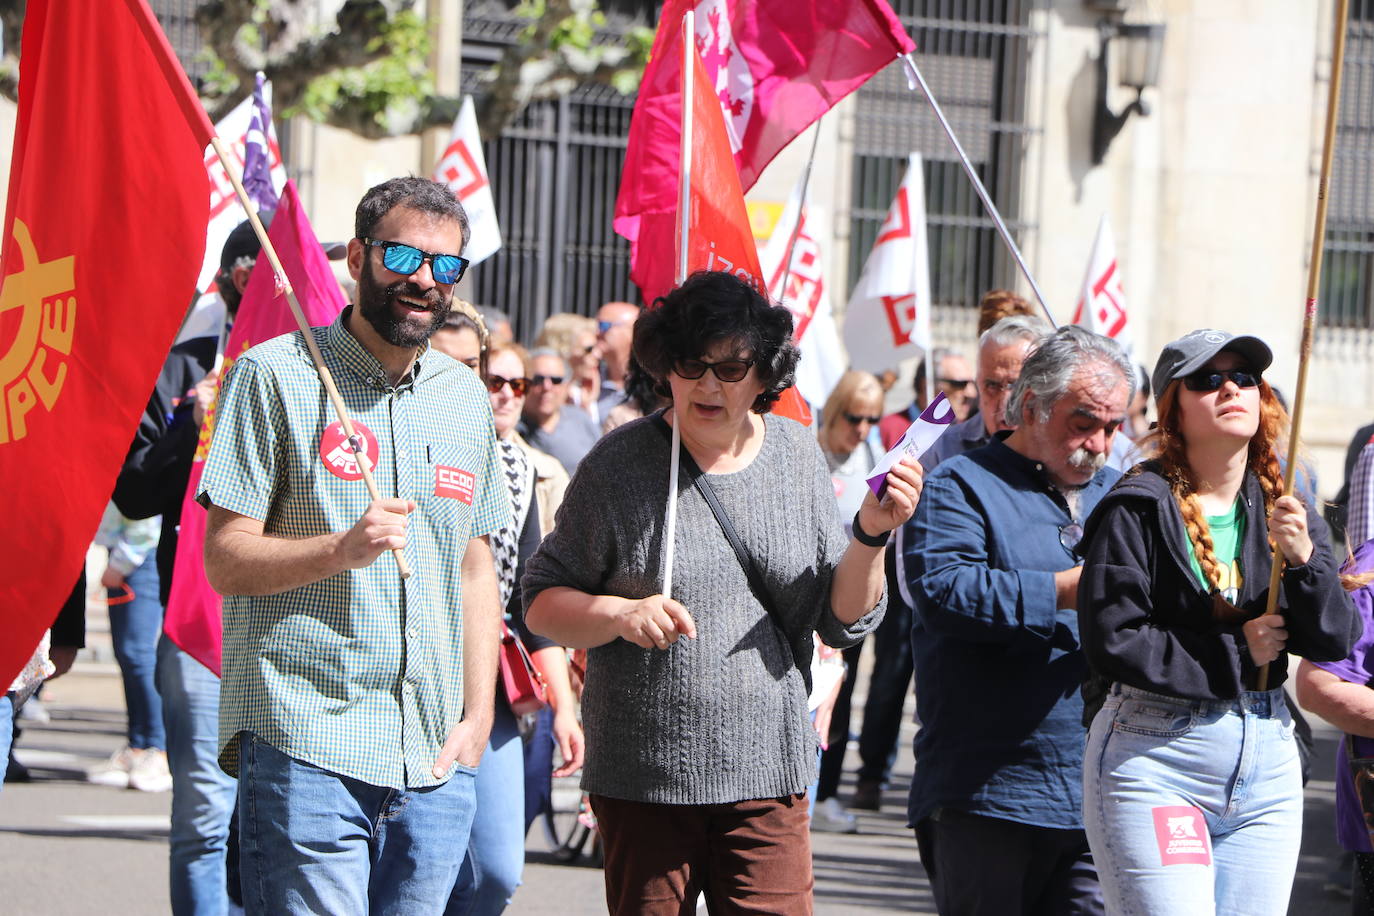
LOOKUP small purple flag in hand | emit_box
[866,392,957,499]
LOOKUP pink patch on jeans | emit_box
[1151,805,1212,866]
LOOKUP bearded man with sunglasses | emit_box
[198,177,507,914]
[518,347,603,476]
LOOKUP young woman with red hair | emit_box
[1077,330,1360,913]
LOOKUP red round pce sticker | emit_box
[318,420,380,481]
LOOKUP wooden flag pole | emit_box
[661,9,695,601]
[902,55,1056,328]
[209,136,412,580]
[1257,0,1349,690]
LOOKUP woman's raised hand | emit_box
[857,456,925,537]
[618,595,698,650]
[1268,495,1313,566]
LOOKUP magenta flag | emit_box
[164,180,347,674]
[614,0,913,303]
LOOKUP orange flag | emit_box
[678,41,812,425]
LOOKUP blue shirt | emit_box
[901,435,1120,829]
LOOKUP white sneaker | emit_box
[87,745,136,788]
[811,797,858,834]
[18,697,50,723]
[128,748,172,793]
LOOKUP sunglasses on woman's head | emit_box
[1182,368,1260,392]
[363,238,469,284]
[485,374,530,396]
[843,412,882,426]
[674,357,755,382]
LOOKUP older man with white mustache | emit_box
[897,325,1133,916]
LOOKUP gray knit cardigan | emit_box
[522,412,885,805]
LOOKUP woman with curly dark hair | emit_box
[523,270,923,914]
[1077,330,1360,914]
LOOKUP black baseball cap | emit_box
[219,219,266,272]
[1151,329,1273,404]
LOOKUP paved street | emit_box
[0,644,1355,914]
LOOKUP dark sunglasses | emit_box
[531,374,566,387]
[938,377,975,389]
[363,238,469,284]
[485,374,530,396]
[843,412,882,426]
[674,357,755,382]
[1182,368,1260,392]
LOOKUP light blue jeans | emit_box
[236,732,478,915]
[0,692,13,800]
[109,556,164,749]
[157,634,236,916]
[1083,684,1302,915]
[447,701,526,915]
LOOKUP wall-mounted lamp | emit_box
[1092,19,1166,165]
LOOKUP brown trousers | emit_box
[589,792,814,916]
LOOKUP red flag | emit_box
[677,40,811,425]
[616,0,913,302]
[165,181,348,674]
[0,0,213,686]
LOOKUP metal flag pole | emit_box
[775,122,824,305]
[1257,0,1350,690]
[662,8,695,601]
[208,135,411,580]
[901,55,1056,328]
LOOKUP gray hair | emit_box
[1004,325,1135,425]
[528,346,570,377]
[979,314,1053,351]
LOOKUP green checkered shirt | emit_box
[198,309,505,789]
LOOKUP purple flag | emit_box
[242,72,279,214]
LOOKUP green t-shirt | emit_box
[1186,497,1245,601]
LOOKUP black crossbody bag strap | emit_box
[653,416,783,629]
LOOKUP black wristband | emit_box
[851,511,889,548]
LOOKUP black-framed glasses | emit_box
[673,357,755,382]
[844,412,882,426]
[531,374,565,387]
[1182,368,1260,392]
[938,377,975,389]
[363,238,469,284]
[485,374,530,396]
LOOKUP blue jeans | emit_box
[1083,684,1302,915]
[109,555,165,749]
[237,732,478,915]
[0,693,13,799]
[447,702,525,915]
[157,634,236,916]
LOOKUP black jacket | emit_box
[112,335,216,606]
[1078,462,1360,700]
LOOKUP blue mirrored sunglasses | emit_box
[363,238,469,284]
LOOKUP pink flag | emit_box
[616,0,913,304]
[1071,215,1134,353]
[164,181,347,674]
[842,153,934,373]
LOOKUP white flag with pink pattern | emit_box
[759,175,844,409]
[842,153,932,373]
[433,96,502,265]
[1072,215,1133,354]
